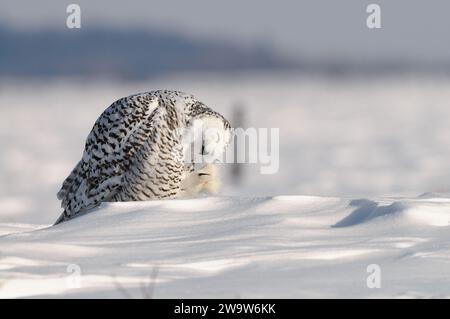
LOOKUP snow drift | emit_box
[1,194,450,298]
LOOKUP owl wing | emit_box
[56,93,160,222]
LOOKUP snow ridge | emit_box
[0,195,450,298]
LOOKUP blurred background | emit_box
[1,0,450,224]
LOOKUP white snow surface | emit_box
[1,73,450,298]
[1,195,450,298]
[2,74,450,225]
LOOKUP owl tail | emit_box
[53,210,70,225]
[57,161,82,201]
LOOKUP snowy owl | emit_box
[55,90,232,224]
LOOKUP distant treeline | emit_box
[0,27,295,79]
[1,27,449,79]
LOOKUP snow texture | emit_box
[1,195,450,298]
[2,74,450,225]
[1,74,450,298]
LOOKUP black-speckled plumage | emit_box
[55,90,231,224]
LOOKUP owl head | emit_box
[200,115,232,164]
[182,107,232,165]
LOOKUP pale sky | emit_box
[1,0,450,62]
